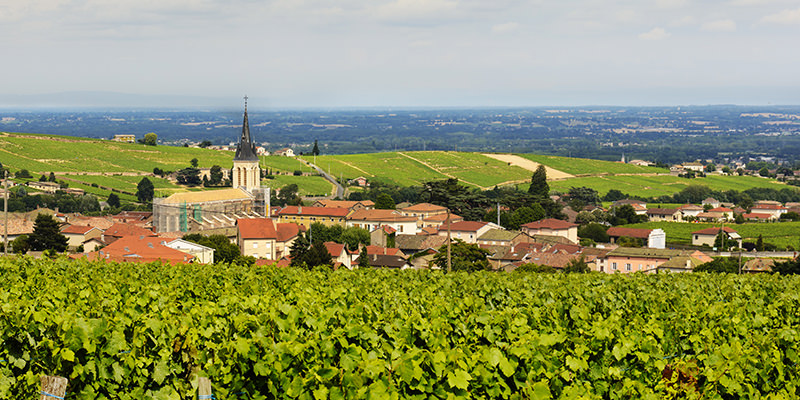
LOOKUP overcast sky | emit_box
[2,0,799,107]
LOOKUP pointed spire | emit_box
[234,95,258,161]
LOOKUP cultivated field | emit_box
[261,175,334,197]
[623,221,800,249]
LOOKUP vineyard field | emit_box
[1,258,800,399]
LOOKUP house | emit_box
[599,247,684,273]
[399,203,448,220]
[702,198,721,209]
[236,218,300,260]
[628,159,652,166]
[102,223,157,245]
[750,203,788,219]
[276,206,351,229]
[476,229,530,247]
[394,234,448,256]
[355,253,412,269]
[323,242,352,269]
[112,134,136,143]
[696,211,726,222]
[646,208,682,222]
[438,221,499,244]
[743,258,776,273]
[420,213,464,229]
[606,227,650,245]
[612,199,647,215]
[275,148,295,157]
[75,236,195,264]
[349,176,368,187]
[742,212,775,222]
[691,227,742,248]
[65,188,85,196]
[164,239,215,264]
[60,225,103,249]
[27,181,60,193]
[682,162,705,172]
[679,204,704,219]
[112,211,153,226]
[311,199,375,211]
[707,207,734,220]
[370,225,397,248]
[346,209,418,234]
[520,219,579,244]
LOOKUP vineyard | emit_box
[2,258,800,399]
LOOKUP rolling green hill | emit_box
[1,132,795,202]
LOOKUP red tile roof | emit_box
[103,223,156,238]
[521,218,577,230]
[278,206,351,217]
[324,242,347,257]
[606,227,652,239]
[446,221,488,232]
[237,218,277,239]
[401,203,447,212]
[752,204,787,210]
[61,225,97,235]
[347,209,417,222]
[276,223,300,242]
[708,207,733,212]
[365,246,403,256]
[692,227,738,235]
[743,213,772,219]
[313,199,374,208]
[646,208,680,215]
[78,235,194,264]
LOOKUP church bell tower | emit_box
[232,96,260,192]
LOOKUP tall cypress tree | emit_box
[312,140,320,156]
[528,165,549,198]
[29,214,68,252]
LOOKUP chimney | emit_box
[298,205,302,214]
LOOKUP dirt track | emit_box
[482,153,573,180]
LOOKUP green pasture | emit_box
[261,175,333,197]
[516,153,667,175]
[623,221,800,249]
[260,155,310,174]
[0,133,234,174]
[549,174,794,198]
[62,174,180,191]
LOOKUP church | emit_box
[152,99,267,233]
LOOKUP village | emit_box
[2,103,798,274]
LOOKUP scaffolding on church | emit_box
[180,201,188,232]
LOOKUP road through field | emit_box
[482,153,574,180]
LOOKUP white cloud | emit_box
[491,22,519,33]
[701,19,737,32]
[656,0,687,9]
[639,27,670,40]
[760,7,800,24]
[374,0,458,21]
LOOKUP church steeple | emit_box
[234,96,258,161]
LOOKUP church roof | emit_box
[234,102,259,161]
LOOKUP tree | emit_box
[704,163,716,172]
[340,227,370,251]
[176,167,202,186]
[578,223,609,243]
[143,132,158,146]
[209,165,223,185]
[695,257,739,273]
[610,204,646,225]
[15,169,32,179]
[772,258,800,275]
[273,184,302,206]
[49,172,56,182]
[568,186,600,206]
[312,140,320,156]
[713,229,736,250]
[289,232,332,269]
[375,193,396,210]
[39,174,47,182]
[603,189,626,202]
[528,165,549,198]
[78,194,100,213]
[756,234,764,252]
[183,234,243,264]
[199,140,213,148]
[11,234,29,254]
[28,214,68,252]
[564,255,590,273]
[358,245,370,268]
[190,158,199,168]
[136,177,154,203]
[432,240,490,272]
[759,167,770,177]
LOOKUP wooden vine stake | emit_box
[39,375,68,400]
[198,377,213,399]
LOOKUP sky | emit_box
[1,0,800,107]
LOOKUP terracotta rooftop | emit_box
[422,213,463,223]
[324,241,347,257]
[400,203,447,213]
[347,209,417,222]
[77,235,194,264]
[313,199,374,208]
[237,218,275,239]
[708,207,733,212]
[103,223,156,238]
[743,213,772,219]
[752,204,788,210]
[606,227,652,239]
[521,218,577,230]
[646,208,680,215]
[278,206,351,217]
[446,221,489,232]
[61,225,98,235]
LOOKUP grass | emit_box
[549,174,794,198]
[0,132,234,174]
[260,156,310,174]
[261,175,333,197]
[623,221,800,249]
[516,154,668,175]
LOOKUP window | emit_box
[253,243,258,248]
[626,263,631,271]
[638,264,642,270]
[612,262,617,270]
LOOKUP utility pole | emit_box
[446,208,452,272]
[497,203,500,226]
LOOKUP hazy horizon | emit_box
[2,1,799,108]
